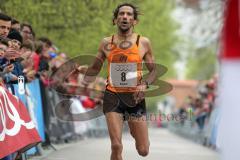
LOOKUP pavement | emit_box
[31,128,220,160]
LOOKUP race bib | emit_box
[110,63,137,87]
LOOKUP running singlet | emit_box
[106,34,143,93]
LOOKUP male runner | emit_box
[82,3,157,160]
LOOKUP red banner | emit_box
[0,86,41,159]
[220,0,240,59]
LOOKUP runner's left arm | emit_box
[134,38,157,103]
[142,38,157,87]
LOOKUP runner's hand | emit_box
[133,82,147,104]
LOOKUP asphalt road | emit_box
[38,128,219,160]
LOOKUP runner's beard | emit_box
[119,25,131,33]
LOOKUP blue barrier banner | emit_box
[26,79,45,140]
[13,79,45,155]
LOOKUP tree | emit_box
[186,45,217,80]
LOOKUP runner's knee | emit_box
[111,142,123,153]
[137,145,149,157]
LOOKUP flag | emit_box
[0,86,41,159]
[217,0,240,159]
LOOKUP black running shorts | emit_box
[103,89,146,120]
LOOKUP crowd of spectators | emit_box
[177,75,218,148]
[180,75,217,129]
[0,11,106,97]
[0,13,57,90]
[0,12,106,160]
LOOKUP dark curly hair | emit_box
[112,3,139,25]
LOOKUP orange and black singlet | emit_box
[106,34,143,93]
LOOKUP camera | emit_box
[9,59,16,64]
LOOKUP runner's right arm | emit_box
[82,38,107,85]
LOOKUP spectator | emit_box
[6,29,22,59]
[0,41,15,84]
[6,30,22,64]
[5,30,34,86]
[0,41,8,63]
[37,38,53,87]
[50,52,67,72]
[194,97,209,131]
[20,40,36,79]
[38,37,52,72]
[11,19,20,32]
[20,23,34,41]
[0,13,11,38]
[38,37,52,56]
